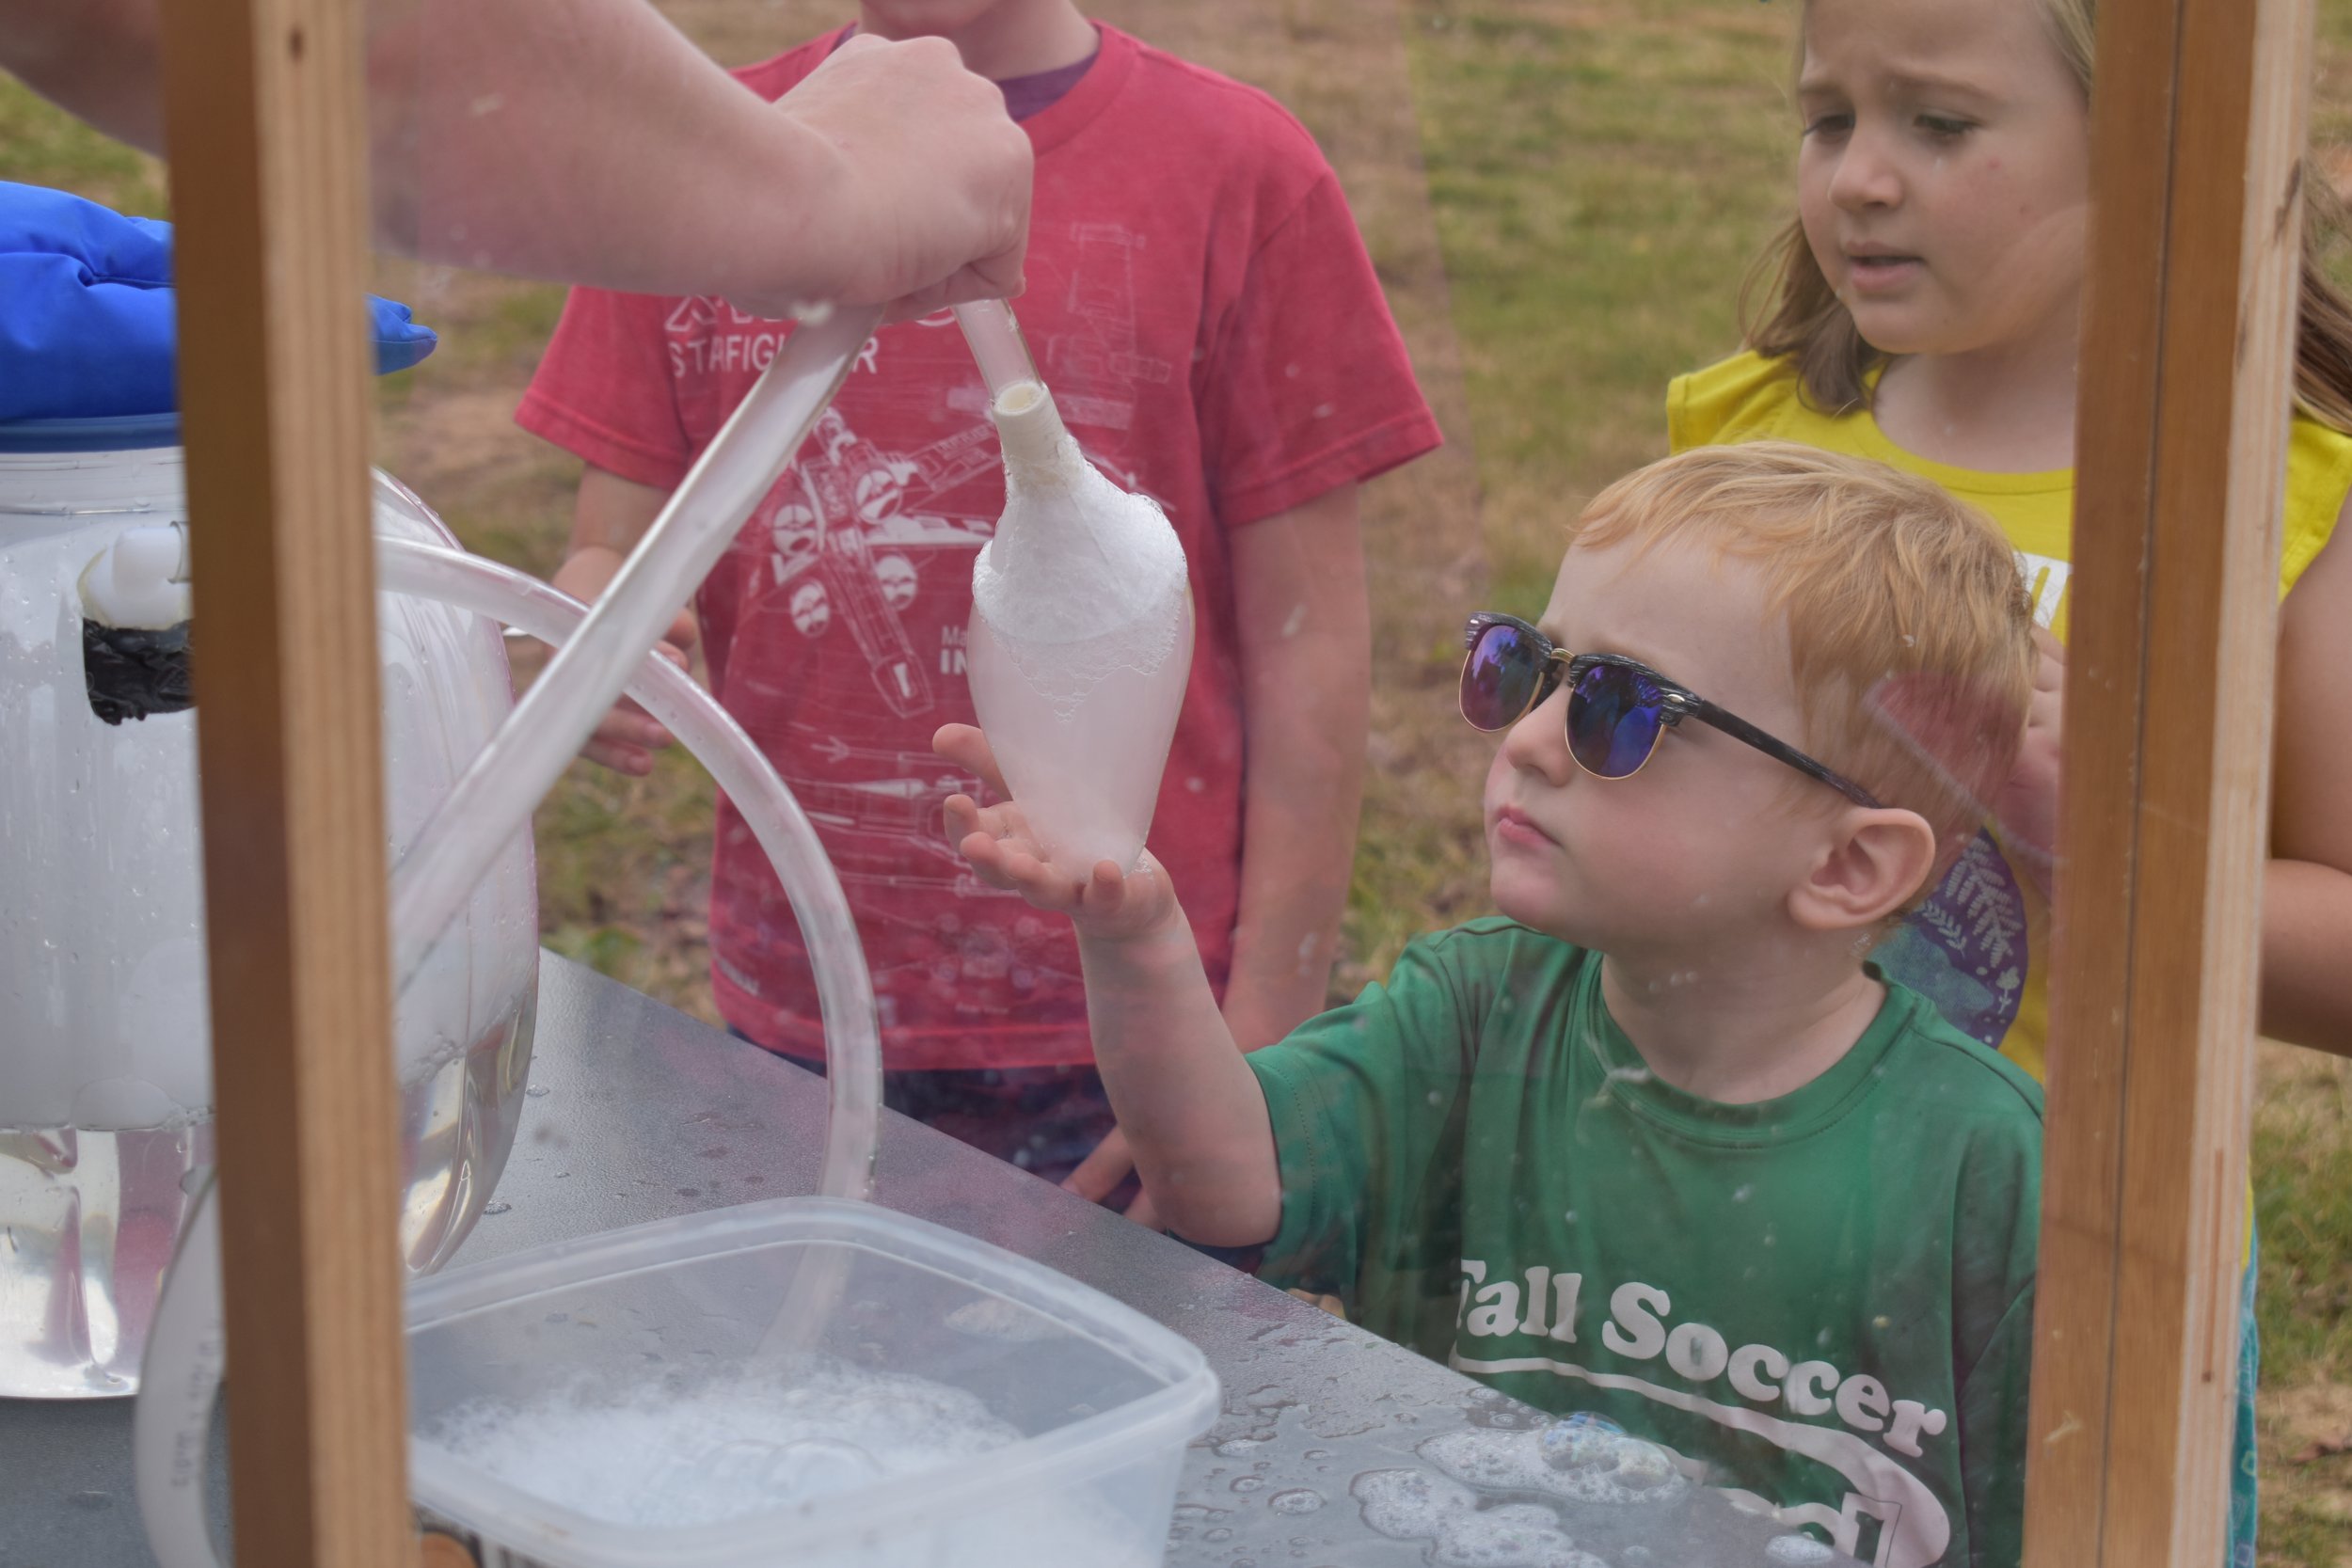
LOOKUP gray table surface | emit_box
[1,954,1839,1567]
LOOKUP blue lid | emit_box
[0,413,184,453]
[0,182,435,448]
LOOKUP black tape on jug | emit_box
[85,621,194,725]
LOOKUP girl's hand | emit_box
[1995,626,2064,895]
[933,724,1184,942]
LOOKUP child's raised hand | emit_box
[1992,626,2064,896]
[932,724,1183,942]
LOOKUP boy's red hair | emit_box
[1569,443,2036,872]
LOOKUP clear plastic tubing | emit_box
[389,305,882,997]
[953,298,1043,401]
[375,540,882,1203]
[135,541,883,1568]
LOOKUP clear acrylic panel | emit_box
[5,0,2349,1563]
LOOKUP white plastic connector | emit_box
[991,378,1071,471]
[80,523,191,629]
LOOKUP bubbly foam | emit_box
[424,1356,1020,1530]
[1348,1419,1697,1568]
[1351,1468,1606,1568]
[1352,1465,1478,1538]
[972,461,1184,638]
[1422,1424,1689,1507]
[970,416,1188,720]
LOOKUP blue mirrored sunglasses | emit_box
[1459,612,1883,808]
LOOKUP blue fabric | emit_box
[0,182,434,423]
[2230,1233,2261,1568]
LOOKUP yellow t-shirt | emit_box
[1668,349,2349,1081]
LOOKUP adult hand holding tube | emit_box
[0,0,1030,316]
[768,35,1032,320]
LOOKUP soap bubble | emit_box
[1536,1412,1625,1471]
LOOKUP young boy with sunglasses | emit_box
[938,442,2042,1567]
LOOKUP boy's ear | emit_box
[1788,809,1940,932]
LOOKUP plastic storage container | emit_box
[406,1196,1220,1568]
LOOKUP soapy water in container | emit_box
[426,1357,1015,1528]
[421,1354,1155,1564]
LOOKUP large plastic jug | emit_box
[0,417,538,1398]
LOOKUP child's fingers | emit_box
[931,723,1010,797]
[1061,1126,1135,1203]
[946,792,1039,861]
[1003,843,1087,908]
[1120,1188,1165,1232]
[1286,1288,1348,1321]
[943,791,985,842]
[1081,860,1134,917]
[954,831,1022,892]
[957,830,1083,909]
[951,825,1025,889]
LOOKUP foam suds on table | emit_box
[1346,1420,1792,1568]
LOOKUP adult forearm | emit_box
[2,0,826,288]
[4,0,166,150]
[1078,921,1281,1244]
[11,0,1025,310]
[2262,858,2352,1054]
[379,0,835,298]
[387,10,1029,311]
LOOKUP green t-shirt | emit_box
[1248,918,2042,1568]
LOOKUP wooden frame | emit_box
[151,0,2309,1560]
[160,0,411,1557]
[2025,0,2312,1562]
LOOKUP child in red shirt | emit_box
[517,1,1439,1206]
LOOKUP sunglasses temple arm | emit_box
[1688,701,1883,809]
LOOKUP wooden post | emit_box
[2024,0,2312,1562]
[158,0,412,1554]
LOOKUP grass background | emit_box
[7,0,2351,1554]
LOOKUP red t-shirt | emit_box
[517,23,1441,1069]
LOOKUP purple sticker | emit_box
[1880,829,2027,1050]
